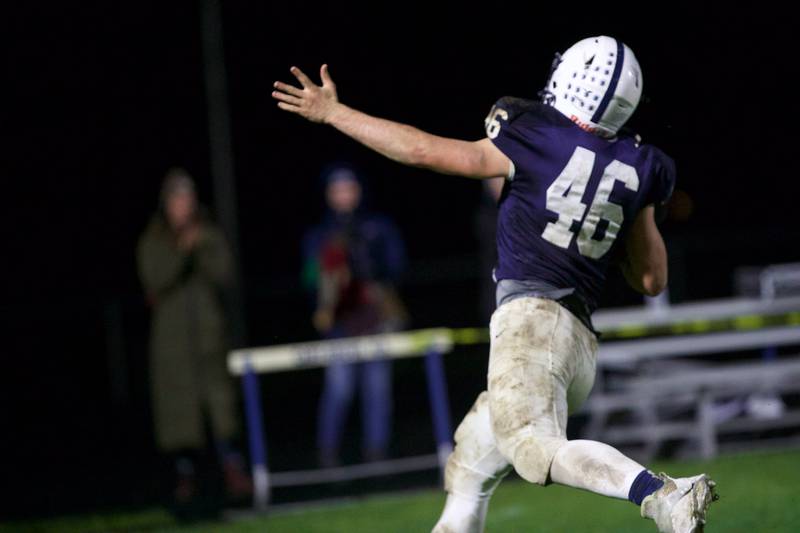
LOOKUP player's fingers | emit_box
[320,64,335,87]
[272,90,302,106]
[277,101,301,113]
[290,66,315,89]
[273,81,303,97]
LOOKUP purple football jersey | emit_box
[487,97,675,315]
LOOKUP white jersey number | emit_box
[542,147,639,259]
[484,106,508,140]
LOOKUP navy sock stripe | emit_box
[628,470,664,506]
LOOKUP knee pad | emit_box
[445,392,511,499]
[503,434,567,485]
[488,388,567,485]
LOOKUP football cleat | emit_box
[641,473,718,533]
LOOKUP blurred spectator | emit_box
[137,168,251,514]
[475,177,505,323]
[303,164,407,467]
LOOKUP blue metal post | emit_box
[242,359,269,509]
[424,348,453,478]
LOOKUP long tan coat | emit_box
[137,215,238,451]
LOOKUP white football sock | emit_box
[549,439,645,500]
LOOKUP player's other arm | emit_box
[272,65,510,179]
[620,205,667,296]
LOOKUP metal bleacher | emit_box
[582,264,800,462]
[590,358,800,457]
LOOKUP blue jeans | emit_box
[317,357,393,462]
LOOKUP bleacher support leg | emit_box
[242,359,270,509]
[698,391,718,459]
[424,348,454,479]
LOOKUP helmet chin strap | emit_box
[538,52,562,106]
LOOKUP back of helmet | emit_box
[544,36,643,137]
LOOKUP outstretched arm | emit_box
[272,65,510,179]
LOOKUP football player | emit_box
[273,36,716,533]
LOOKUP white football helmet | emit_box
[542,36,642,137]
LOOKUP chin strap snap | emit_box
[538,52,562,106]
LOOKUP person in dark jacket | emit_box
[302,164,407,467]
[137,168,250,510]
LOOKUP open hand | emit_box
[273,65,339,123]
[177,222,203,251]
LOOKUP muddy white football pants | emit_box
[433,297,645,533]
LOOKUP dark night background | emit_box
[2,1,796,520]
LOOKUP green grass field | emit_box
[7,448,800,532]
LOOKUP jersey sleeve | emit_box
[648,149,676,207]
[484,97,543,179]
